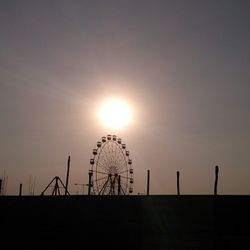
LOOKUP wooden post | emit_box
[65,155,70,195]
[177,171,180,195]
[214,165,219,195]
[19,183,22,196]
[147,170,150,195]
[0,179,2,195]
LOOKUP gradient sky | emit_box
[1,1,250,195]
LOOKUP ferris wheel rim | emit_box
[95,141,128,194]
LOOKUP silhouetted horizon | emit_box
[1,1,250,195]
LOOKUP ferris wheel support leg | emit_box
[110,175,117,195]
[88,171,93,195]
[118,175,121,195]
[119,182,126,195]
[99,177,110,195]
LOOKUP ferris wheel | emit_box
[89,135,133,195]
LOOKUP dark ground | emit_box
[1,195,250,249]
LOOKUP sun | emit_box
[98,98,133,129]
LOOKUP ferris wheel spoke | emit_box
[96,161,109,172]
[114,155,123,166]
[117,169,129,175]
[97,145,110,172]
[93,176,107,182]
[119,183,126,194]
[107,143,113,160]
[98,175,112,195]
[94,170,109,175]
[115,150,123,165]
[97,157,111,172]
[93,176,109,182]
[111,143,118,164]
[98,153,109,171]
[116,161,127,172]
[105,149,113,166]
[102,149,113,169]
[102,147,111,164]
[120,175,129,179]
[113,143,119,164]
[112,145,119,164]
[116,152,128,171]
[96,179,107,193]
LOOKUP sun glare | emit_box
[98,98,133,129]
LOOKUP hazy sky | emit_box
[1,1,250,195]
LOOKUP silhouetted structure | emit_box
[147,170,150,195]
[19,183,22,196]
[65,155,70,195]
[88,135,133,195]
[0,179,2,195]
[177,171,180,195]
[41,176,70,196]
[118,175,121,195]
[214,165,219,195]
[88,170,93,195]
